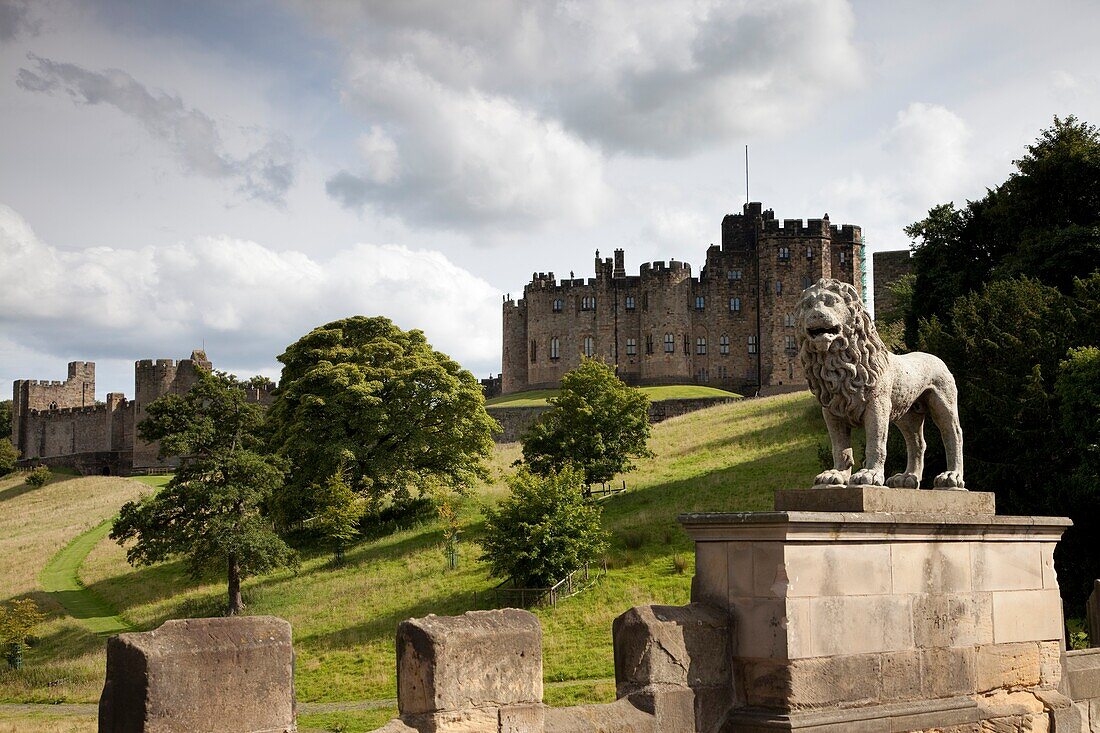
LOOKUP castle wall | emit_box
[12,361,95,449]
[132,355,210,468]
[501,204,865,395]
[873,249,913,320]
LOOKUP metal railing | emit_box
[474,564,599,609]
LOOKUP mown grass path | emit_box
[38,518,132,636]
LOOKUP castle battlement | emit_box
[30,403,111,418]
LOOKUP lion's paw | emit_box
[886,472,920,489]
[813,469,849,486]
[933,472,966,490]
[848,469,884,486]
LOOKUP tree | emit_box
[24,466,50,487]
[267,316,498,528]
[905,116,1100,341]
[0,439,17,476]
[0,400,11,442]
[521,358,653,486]
[0,598,45,670]
[480,465,608,588]
[111,369,294,615]
[312,467,363,564]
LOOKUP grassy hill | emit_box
[486,384,741,407]
[0,391,819,732]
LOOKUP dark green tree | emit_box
[905,116,1100,342]
[480,465,608,588]
[111,369,294,615]
[267,316,498,529]
[0,598,45,670]
[0,400,11,442]
[0,439,17,477]
[521,358,653,486]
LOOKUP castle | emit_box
[10,350,274,475]
[501,202,865,395]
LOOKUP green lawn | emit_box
[1,392,823,731]
[486,384,742,407]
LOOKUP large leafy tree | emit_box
[905,115,1100,342]
[267,316,498,528]
[111,369,294,615]
[521,358,652,486]
[480,465,608,588]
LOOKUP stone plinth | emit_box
[98,616,295,733]
[775,486,995,515]
[678,496,1071,732]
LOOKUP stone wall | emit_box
[487,396,742,443]
[1064,648,1100,729]
[873,249,913,320]
[132,353,211,468]
[12,361,95,448]
[501,202,865,396]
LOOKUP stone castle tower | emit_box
[502,202,864,395]
[10,349,272,475]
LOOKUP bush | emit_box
[480,465,608,588]
[0,439,17,476]
[24,466,50,488]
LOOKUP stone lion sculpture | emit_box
[794,278,965,490]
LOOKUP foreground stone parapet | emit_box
[397,609,543,727]
[98,615,295,733]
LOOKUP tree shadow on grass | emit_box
[80,558,205,617]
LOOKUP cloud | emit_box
[16,54,296,206]
[294,0,863,228]
[0,203,501,382]
[0,0,39,41]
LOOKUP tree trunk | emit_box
[227,556,244,615]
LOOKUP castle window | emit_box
[552,298,563,312]
[778,246,790,262]
[646,334,653,354]
[839,251,847,265]
[583,336,594,357]
[806,246,814,259]
[775,281,783,296]
[530,339,537,362]
[664,333,675,353]
[695,295,705,311]
[581,296,596,311]
[786,335,797,351]
[802,276,812,290]
[49,401,58,410]
[696,337,707,355]
[729,297,741,313]
[728,269,742,281]
[626,338,637,356]
[642,292,649,310]
[625,295,636,310]
[785,314,795,327]
[719,335,730,354]
[550,337,560,360]
[683,335,689,355]
[748,335,758,354]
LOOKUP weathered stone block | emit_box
[975,643,1041,693]
[991,590,1064,644]
[751,541,785,597]
[692,542,728,609]
[881,650,923,702]
[740,655,882,710]
[624,686,697,733]
[1038,642,1062,689]
[613,603,731,694]
[774,486,995,515]
[543,697,656,733]
[784,543,892,597]
[1034,689,1080,733]
[397,609,542,716]
[98,616,295,733]
[920,647,976,698]
[1064,649,1100,700]
[808,595,914,656]
[499,704,546,733]
[972,543,1043,592]
[892,542,973,595]
[730,597,811,659]
[912,594,994,648]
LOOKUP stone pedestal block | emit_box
[98,616,295,733]
[679,490,1071,732]
[397,609,543,718]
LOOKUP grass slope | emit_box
[2,392,820,731]
[486,384,741,407]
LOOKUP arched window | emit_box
[806,246,814,259]
[581,296,596,311]
[727,269,742,281]
[695,295,705,311]
[778,246,790,262]
[729,297,741,313]
[664,333,675,353]
[550,337,560,360]
[552,298,563,312]
[530,339,537,362]
[839,250,848,265]
[719,335,730,355]
[583,336,594,357]
[696,337,707,355]
[785,314,795,327]
[775,281,783,296]
[626,338,637,356]
[748,335,758,354]
[625,295,636,310]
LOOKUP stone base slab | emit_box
[775,486,995,515]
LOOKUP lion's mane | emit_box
[797,279,890,425]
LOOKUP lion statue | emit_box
[794,278,965,490]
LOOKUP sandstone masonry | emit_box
[501,202,865,395]
[11,350,273,475]
[873,249,914,320]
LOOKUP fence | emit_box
[474,564,599,609]
[584,480,627,501]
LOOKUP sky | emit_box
[2,0,1100,398]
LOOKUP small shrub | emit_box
[672,554,688,574]
[24,466,51,488]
